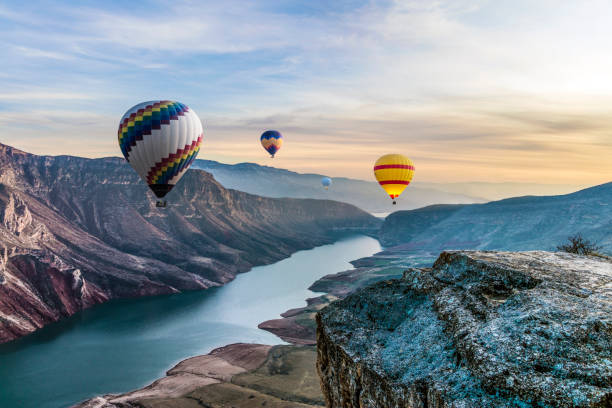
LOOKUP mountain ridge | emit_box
[379,182,612,253]
[0,143,379,343]
[192,159,485,212]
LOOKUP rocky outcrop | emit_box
[317,251,612,407]
[378,183,612,253]
[0,143,380,343]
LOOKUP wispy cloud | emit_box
[0,92,93,101]
[0,0,611,186]
[12,46,72,60]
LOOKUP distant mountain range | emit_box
[425,181,590,202]
[379,183,612,254]
[0,144,378,343]
[192,160,484,213]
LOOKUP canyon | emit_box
[0,143,379,343]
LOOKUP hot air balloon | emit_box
[260,130,283,158]
[373,154,414,205]
[118,100,203,207]
[321,176,332,190]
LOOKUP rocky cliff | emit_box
[317,251,612,407]
[0,143,379,343]
[378,183,612,253]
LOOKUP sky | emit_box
[0,0,611,187]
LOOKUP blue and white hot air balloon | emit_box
[321,176,332,190]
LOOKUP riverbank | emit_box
[0,143,381,345]
[73,245,427,407]
[76,343,325,408]
[258,247,435,345]
[0,235,381,408]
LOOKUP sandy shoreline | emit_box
[74,343,323,408]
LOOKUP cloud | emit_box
[0,92,93,101]
[12,46,72,60]
[0,0,611,186]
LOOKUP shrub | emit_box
[556,234,602,256]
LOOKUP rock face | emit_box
[378,183,612,253]
[317,251,612,407]
[0,143,379,343]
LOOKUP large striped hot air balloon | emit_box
[118,100,203,207]
[260,130,283,158]
[373,154,415,205]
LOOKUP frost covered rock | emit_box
[317,251,612,407]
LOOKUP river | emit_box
[0,235,381,408]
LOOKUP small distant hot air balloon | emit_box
[373,154,414,205]
[260,130,283,158]
[321,176,332,190]
[118,100,203,207]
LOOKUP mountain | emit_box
[379,183,612,253]
[0,144,379,343]
[192,159,484,213]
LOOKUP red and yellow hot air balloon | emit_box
[373,154,415,205]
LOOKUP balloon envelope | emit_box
[260,130,283,157]
[321,176,332,189]
[118,100,203,198]
[373,154,414,202]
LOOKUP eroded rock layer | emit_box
[317,251,612,408]
[0,143,379,343]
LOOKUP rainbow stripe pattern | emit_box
[118,101,189,160]
[147,136,202,184]
[117,100,203,198]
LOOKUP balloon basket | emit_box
[156,200,167,208]
[392,201,397,205]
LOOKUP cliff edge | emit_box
[317,251,612,407]
[0,143,379,343]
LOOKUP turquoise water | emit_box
[0,235,381,408]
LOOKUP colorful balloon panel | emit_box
[260,130,283,157]
[373,154,415,201]
[118,100,203,198]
